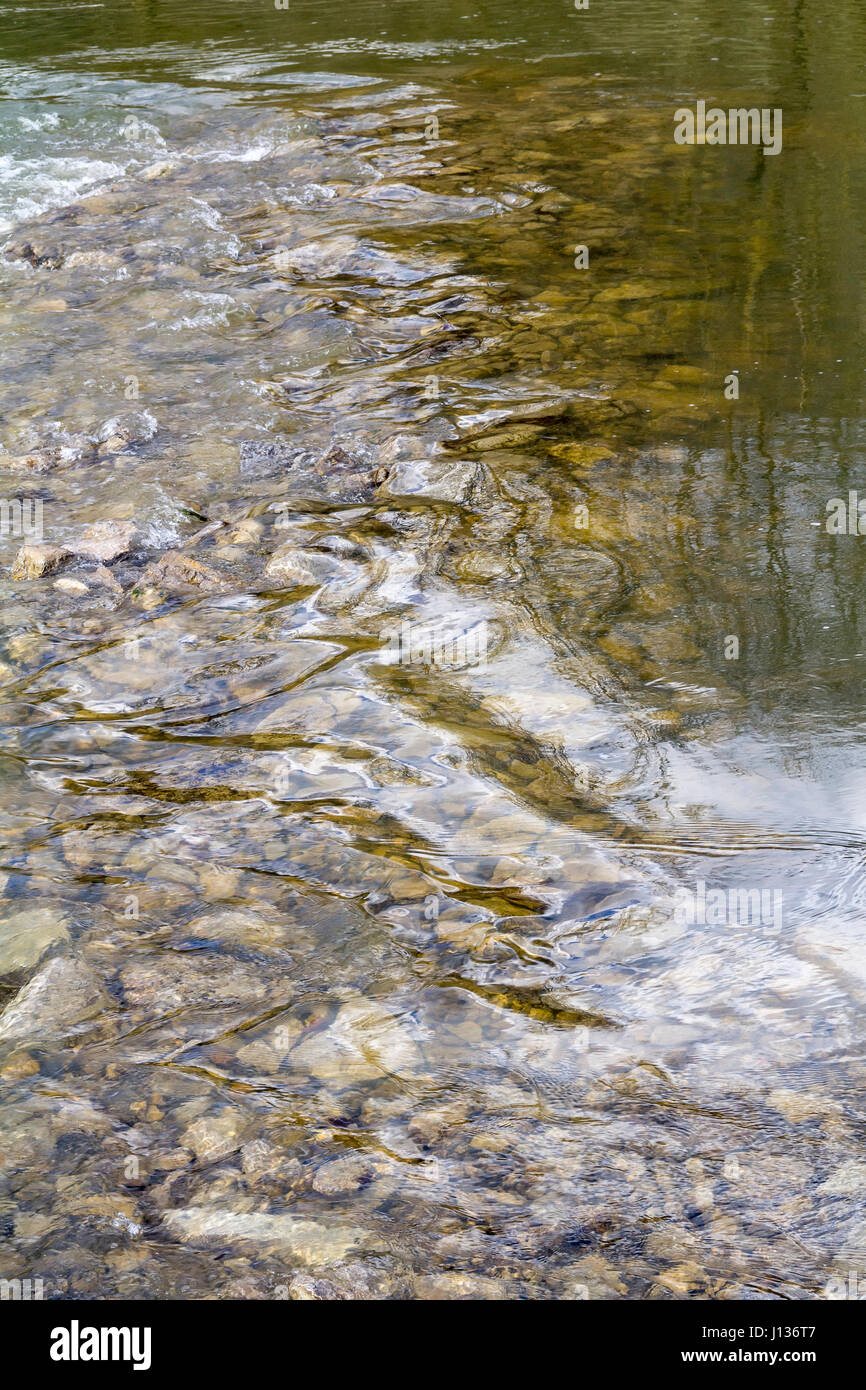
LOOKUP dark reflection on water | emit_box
[0,0,865,1300]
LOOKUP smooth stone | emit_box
[817,1161,866,1196]
[767,1089,829,1123]
[0,907,70,978]
[381,456,482,504]
[75,520,140,564]
[311,1153,374,1196]
[287,1274,344,1300]
[413,1273,510,1300]
[54,577,90,595]
[0,954,112,1045]
[118,954,276,1015]
[181,1112,249,1164]
[264,545,352,586]
[161,1207,375,1264]
[137,551,230,592]
[65,249,121,268]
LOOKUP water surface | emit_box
[1,0,865,1300]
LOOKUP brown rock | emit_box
[11,543,70,579]
[4,449,60,473]
[0,1050,40,1079]
[5,240,64,269]
[139,551,230,592]
[92,565,124,593]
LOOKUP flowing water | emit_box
[1,0,866,1300]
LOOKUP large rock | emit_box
[311,1153,375,1196]
[138,550,229,593]
[11,544,69,579]
[161,1207,377,1264]
[4,239,64,269]
[118,954,276,1017]
[379,456,482,504]
[0,907,70,979]
[0,954,112,1045]
[264,544,356,587]
[181,1111,250,1165]
[290,993,425,1085]
[75,520,140,564]
[276,235,426,285]
[239,439,384,501]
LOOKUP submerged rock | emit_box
[0,907,70,979]
[92,564,124,594]
[4,239,64,269]
[65,249,123,270]
[97,411,158,453]
[311,1153,375,1196]
[181,1111,250,1165]
[161,1207,376,1264]
[54,576,90,595]
[2,432,97,472]
[3,449,61,474]
[118,954,277,1016]
[290,994,425,1085]
[264,544,357,587]
[413,1273,511,1300]
[380,455,481,505]
[239,439,385,500]
[137,550,230,593]
[276,234,428,285]
[287,1274,346,1300]
[76,520,140,564]
[141,160,181,181]
[239,438,299,479]
[0,954,112,1045]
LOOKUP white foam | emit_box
[0,153,127,234]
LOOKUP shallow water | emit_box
[1,0,866,1300]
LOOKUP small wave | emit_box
[157,290,253,333]
[17,112,60,131]
[0,153,127,234]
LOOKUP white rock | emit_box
[161,1208,376,1264]
[76,520,140,563]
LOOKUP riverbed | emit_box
[1,0,865,1300]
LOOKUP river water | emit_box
[1,0,866,1300]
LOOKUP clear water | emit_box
[1,0,865,1300]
